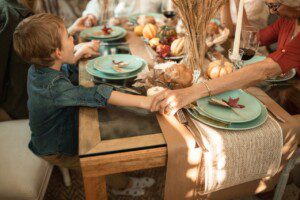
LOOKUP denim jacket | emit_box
[27,65,113,156]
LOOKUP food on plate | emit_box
[170,37,185,56]
[156,44,171,58]
[207,57,233,79]
[142,23,158,39]
[157,26,177,45]
[134,25,144,36]
[111,60,129,72]
[137,15,156,25]
[149,37,160,49]
[163,63,193,89]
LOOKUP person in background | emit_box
[82,0,162,27]
[0,0,90,121]
[221,0,269,37]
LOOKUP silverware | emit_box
[92,78,142,95]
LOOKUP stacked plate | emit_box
[187,90,268,130]
[86,54,147,80]
[80,26,127,42]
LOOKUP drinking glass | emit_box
[241,26,260,61]
[99,0,116,25]
[161,0,176,25]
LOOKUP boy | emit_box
[13,13,155,196]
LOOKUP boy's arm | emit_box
[49,76,151,110]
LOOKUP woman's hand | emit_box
[84,14,98,27]
[68,16,91,36]
[74,40,100,62]
[150,87,199,115]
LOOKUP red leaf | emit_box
[102,25,112,35]
[222,97,245,109]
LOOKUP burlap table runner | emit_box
[159,87,299,200]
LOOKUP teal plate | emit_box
[243,55,266,66]
[80,26,125,39]
[129,13,165,24]
[188,101,268,131]
[197,90,262,123]
[90,30,127,42]
[92,54,143,75]
[86,58,147,80]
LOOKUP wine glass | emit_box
[99,0,116,25]
[228,48,244,70]
[161,0,176,25]
[241,26,260,61]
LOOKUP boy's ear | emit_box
[52,48,63,60]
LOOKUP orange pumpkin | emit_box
[134,25,144,36]
[143,23,158,40]
[207,58,233,79]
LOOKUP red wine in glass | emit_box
[241,48,255,61]
[163,11,176,19]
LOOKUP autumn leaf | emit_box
[222,97,245,109]
[102,25,112,35]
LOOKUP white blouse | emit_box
[230,0,269,30]
[82,0,162,19]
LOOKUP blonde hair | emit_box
[13,13,65,67]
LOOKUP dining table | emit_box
[78,31,299,200]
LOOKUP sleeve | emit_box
[268,45,300,73]
[49,75,114,107]
[258,18,284,46]
[82,0,100,19]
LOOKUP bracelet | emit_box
[201,81,212,97]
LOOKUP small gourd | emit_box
[134,25,144,36]
[207,56,233,79]
[171,37,185,56]
[149,37,160,49]
[143,23,158,39]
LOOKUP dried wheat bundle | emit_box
[172,0,226,74]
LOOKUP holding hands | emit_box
[74,40,100,62]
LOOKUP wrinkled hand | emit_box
[150,88,196,115]
[74,40,100,61]
[84,14,98,27]
[68,16,91,35]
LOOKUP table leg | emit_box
[83,176,107,200]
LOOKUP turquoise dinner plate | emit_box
[187,101,268,131]
[243,55,266,66]
[91,30,127,42]
[86,58,147,80]
[92,54,143,75]
[197,90,262,123]
[80,26,125,39]
[129,13,165,24]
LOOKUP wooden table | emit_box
[78,32,299,200]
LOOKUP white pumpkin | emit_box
[171,37,185,56]
[207,58,233,79]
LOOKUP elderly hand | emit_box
[74,40,100,61]
[150,87,198,115]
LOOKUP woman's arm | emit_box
[150,58,282,113]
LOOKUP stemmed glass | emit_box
[240,26,260,61]
[161,0,176,25]
[99,0,116,25]
[228,48,244,70]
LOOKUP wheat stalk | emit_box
[172,0,225,74]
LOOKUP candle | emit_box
[232,0,244,60]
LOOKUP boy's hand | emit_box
[74,40,100,62]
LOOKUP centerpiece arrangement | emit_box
[172,0,226,74]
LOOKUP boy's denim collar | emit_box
[34,66,61,74]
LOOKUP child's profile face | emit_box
[60,28,75,64]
